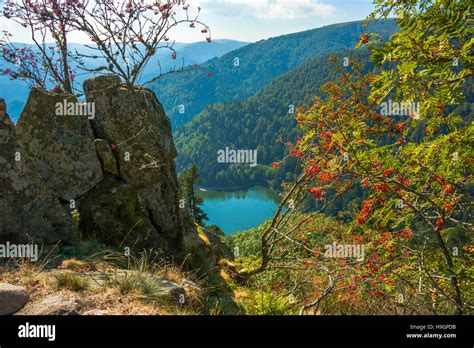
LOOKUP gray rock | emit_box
[15,88,103,201]
[0,99,15,131]
[181,279,204,298]
[182,226,233,270]
[82,309,108,315]
[83,73,121,93]
[17,295,81,315]
[203,228,234,260]
[87,269,186,305]
[94,139,118,176]
[83,75,183,252]
[0,283,29,315]
[145,275,186,305]
[78,174,166,251]
[0,98,70,244]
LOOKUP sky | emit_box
[0,0,376,44]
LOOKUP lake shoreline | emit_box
[196,186,282,235]
[197,184,278,193]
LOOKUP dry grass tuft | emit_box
[52,271,90,291]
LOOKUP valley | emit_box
[1,0,472,320]
[196,186,281,235]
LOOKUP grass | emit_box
[197,228,211,246]
[60,258,92,272]
[239,290,296,315]
[114,273,141,295]
[52,271,90,291]
[208,298,224,315]
[0,242,214,315]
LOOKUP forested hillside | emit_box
[175,51,472,194]
[174,49,373,190]
[152,20,398,128]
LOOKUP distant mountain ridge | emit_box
[152,20,398,129]
[0,39,248,122]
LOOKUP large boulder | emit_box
[78,174,167,251]
[15,88,103,201]
[0,283,29,315]
[83,75,183,252]
[0,98,70,244]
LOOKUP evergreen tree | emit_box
[179,164,208,225]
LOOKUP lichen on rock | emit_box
[78,174,165,251]
[94,139,119,176]
[0,98,71,244]
[15,88,103,201]
[83,75,183,253]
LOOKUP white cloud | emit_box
[1,0,340,43]
[192,0,336,19]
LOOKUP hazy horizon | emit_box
[0,0,375,44]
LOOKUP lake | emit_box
[196,186,282,235]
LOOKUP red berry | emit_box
[444,201,454,212]
[443,184,454,193]
[395,122,405,132]
[399,228,413,239]
[309,186,324,198]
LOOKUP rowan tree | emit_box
[1,0,210,92]
[241,0,473,315]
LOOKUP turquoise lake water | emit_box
[196,186,282,235]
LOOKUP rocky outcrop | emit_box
[0,283,29,315]
[83,75,183,252]
[17,295,81,315]
[1,76,228,271]
[0,99,70,244]
[15,88,103,201]
[78,175,164,250]
[182,225,233,270]
[94,139,118,176]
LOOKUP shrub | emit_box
[241,291,295,315]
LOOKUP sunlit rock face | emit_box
[82,75,183,252]
[15,88,103,201]
[0,98,70,244]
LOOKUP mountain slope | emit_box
[0,40,248,122]
[174,49,373,190]
[152,20,398,129]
